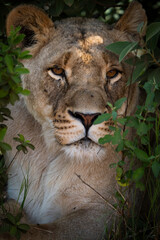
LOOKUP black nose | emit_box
[68,110,100,132]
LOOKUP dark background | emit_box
[0,0,160,36]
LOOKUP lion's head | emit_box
[6,2,147,161]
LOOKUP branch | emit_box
[75,173,120,214]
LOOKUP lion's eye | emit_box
[106,69,122,84]
[48,66,65,79]
[106,69,119,78]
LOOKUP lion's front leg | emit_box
[26,207,115,240]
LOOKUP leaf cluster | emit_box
[0,26,32,154]
[0,209,29,240]
[94,22,160,190]
[0,27,34,238]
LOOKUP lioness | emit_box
[2,1,146,239]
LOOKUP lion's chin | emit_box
[62,138,106,162]
[66,137,97,148]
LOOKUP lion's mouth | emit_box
[67,137,98,148]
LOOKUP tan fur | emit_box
[2,2,147,239]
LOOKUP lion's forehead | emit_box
[29,18,125,68]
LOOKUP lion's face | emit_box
[6,4,146,160]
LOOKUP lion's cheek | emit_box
[88,124,110,144]
[24,95,53,123]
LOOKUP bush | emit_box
[0,27,34,240]
[94,21,160,239]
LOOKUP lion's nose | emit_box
[68,111,100,132]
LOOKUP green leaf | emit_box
[15,212,23,223]
[145,92,155,111]
[141,136,149,145]
[146,22,160,42]
[13,34,25,45]
[114,97,126,109]
[106,41,133,55]
[134,148,149,162]
[123,129,128,138]
[109,163,117,168]
[15,67,29,74]
[137,122,149,136]
[0,89,9,98]
[155,145,160,155]
[109,126,116,131]
[116,167,123,178]
[148,68,160,88]
[98,134,112,144]
[10,226,17,237]
[117,118,127,125]
[128,61,146,84]
[20,89,30,96]
[119,42,138,62]
[6,213,16,224]
[4,54,13,73]
[118,160,126,167]
[10,92,19,105]
[0,108,11,117]
[18,134,25,142]
[116,141,124,152]
[93,113,111,125]
[107,102,113,109]
[143,81,153,94]
[18,224,30,232]
[18,50,32,59]
[0,142,12,151]
[13,137,23,144]
[0,127,7,141]
[146,117,156,122]
[11,75,21,84]
[64,0,74,7]
[126,117,139,128]
[26,143,35,151]
[54,0,64,16]
[132,167,144,181]
[112,128,121,145]
[152,161,160,178]
[112,111,117,120]
[16,145,28,154]
[147,32,160,50]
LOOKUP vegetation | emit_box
[94,21,160,239]
[0,0,160,239]
[0,27,34,239]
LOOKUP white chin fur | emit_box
[62,142,106,163]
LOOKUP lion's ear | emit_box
[6,5,54,49]
[115,1,147,40]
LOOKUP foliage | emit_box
[94,22,160,239]
[0,0,160,37]
[0,210,29,240]
[0,28,34,239]
[0,1,159,239]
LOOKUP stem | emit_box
[123,56,137,133]
[155,110,160,146]
[7,151,19,171]
[75,173,120,214]
[150,51,160,67]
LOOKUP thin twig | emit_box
[33,226,53,234]
[150,52,160,67]
[7,151,19,171]
[75,173,120,214]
